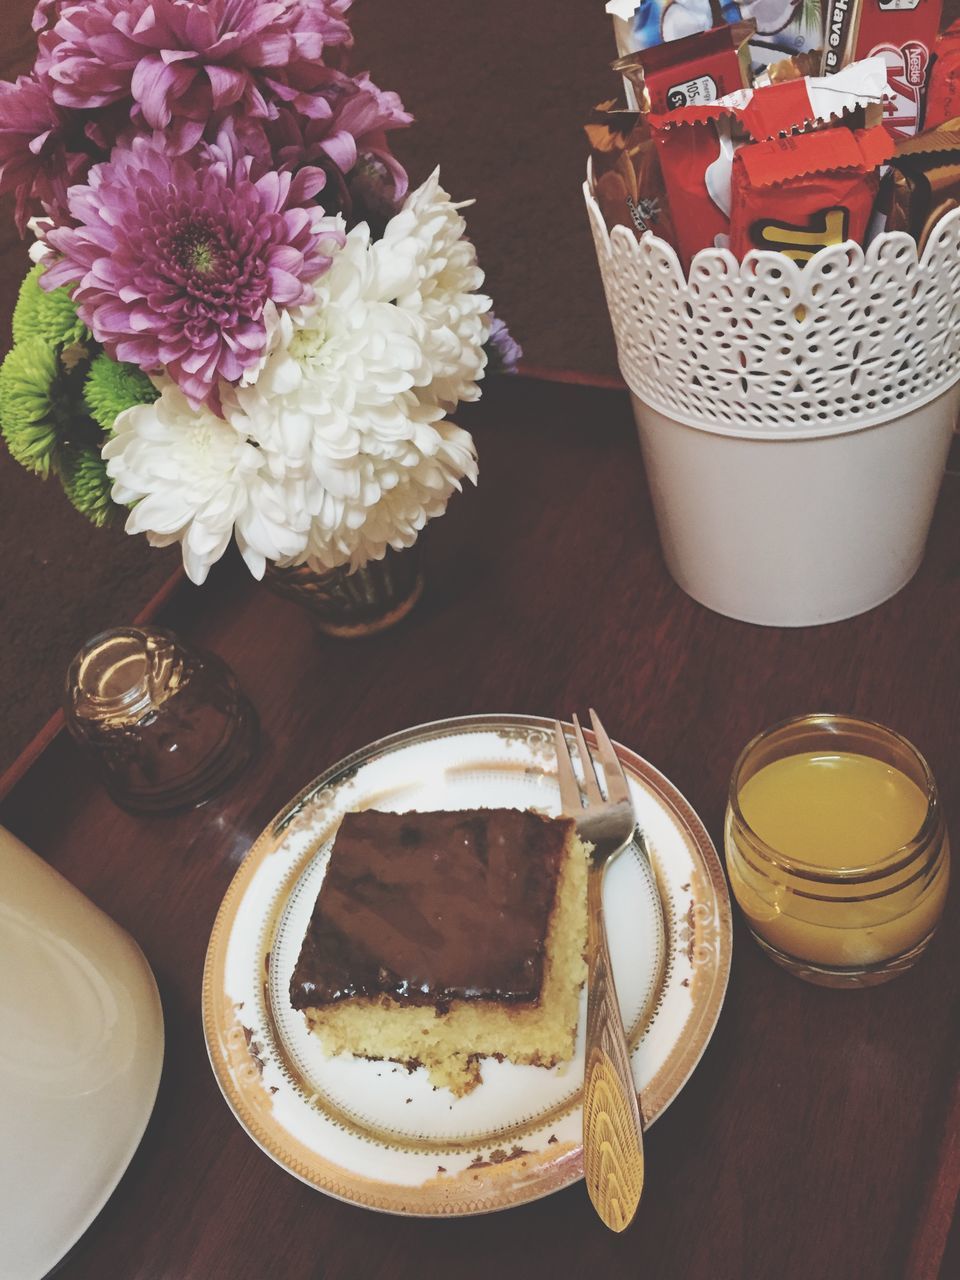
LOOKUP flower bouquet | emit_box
[0,0,518,618]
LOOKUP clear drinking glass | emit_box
[724,714,949,988]
[65,626,257,814]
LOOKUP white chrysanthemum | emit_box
[300,419,478,567]
[103,384,309,584]
[377,168,492,410]
[229,191,483,572]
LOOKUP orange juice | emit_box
[725,719,949,986]
[737,752,928,869]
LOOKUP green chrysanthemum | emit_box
[61,445,117,528]
[84,354,159,434]
[0,337,63,477]
[12,263,90,351]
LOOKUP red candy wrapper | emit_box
[729,126,894,261]
[923,19,960,129]
[649,119,731,268]
[822,0,943,139]
[648,58,888,269]
[612,22,754,113]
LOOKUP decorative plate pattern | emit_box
[584,177,960,437]
[203,715,732,1215]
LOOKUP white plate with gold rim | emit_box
[202,714,731,1216]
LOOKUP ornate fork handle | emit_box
[582,859,645,1232]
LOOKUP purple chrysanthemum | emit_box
[31,0,60,33]
[268,68,411,220]
[42,125,341,411]
[0,73,94,232]
[37,0,353,128]
[485,317,523,375]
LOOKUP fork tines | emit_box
[554,710,631,807]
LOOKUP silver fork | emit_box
[554,710,645,1233]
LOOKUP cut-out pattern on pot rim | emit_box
[585,181,960,438]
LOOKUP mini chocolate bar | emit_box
[648,116,733,266]
[890,117,960,249]
[923,20,960,129]
[612,22,754,112]
[821,0,943,139]
[648,57,888,268]
[585,103,677,246]
[729,125,894,261]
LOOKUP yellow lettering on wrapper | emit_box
[752,208,850,263]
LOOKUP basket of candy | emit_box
[587,3,960,626]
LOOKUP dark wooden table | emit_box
[2,376,959,1280]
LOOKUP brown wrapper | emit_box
[585,102,676,248]
[890,117,960,249]
[612,22,754,114]
[755,49,824,88]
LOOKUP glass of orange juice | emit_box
[725,714,949,988]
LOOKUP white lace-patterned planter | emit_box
[585,180,960,626]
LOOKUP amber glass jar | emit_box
[725,714,949,988]
[65,626,257,814]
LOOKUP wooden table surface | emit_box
[2,376,959,1280]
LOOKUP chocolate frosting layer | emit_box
[289,808,572,1010]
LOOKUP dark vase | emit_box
[263,543,424,637]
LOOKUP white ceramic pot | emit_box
[632,387,960,626]
[585,178,960,626]
[0,826,164,1279]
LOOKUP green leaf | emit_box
[801,0,822,31]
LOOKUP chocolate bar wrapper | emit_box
[648,56,888,143]
[821,0,943,139]
[649,118,733,267]
[613,21,754,112]
[648,57,888,269]
[585,104,678,248]
[889,164,960,247]
[729,125,893,260]
[890,116,960,248]
[606,0,822,76]
[923,19,960,130]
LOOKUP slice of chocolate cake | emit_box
[290,808,588,1095]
